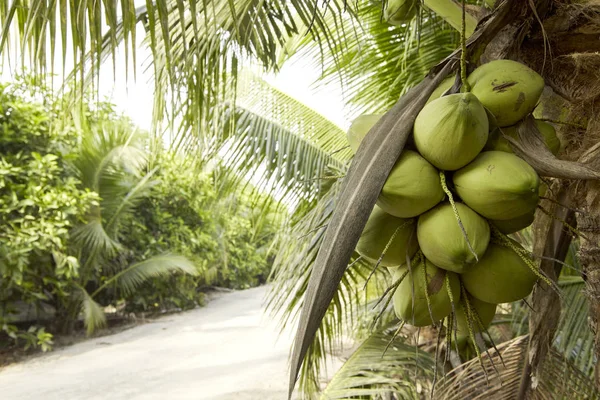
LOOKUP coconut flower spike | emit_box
[363,223,407,289]
[445,273,461,356]
[490,225,560,294]
[462,284,489,384]
[431,322,444,399]
[422,258,437,327]
[382,320,406,357]
[439,171,479,262]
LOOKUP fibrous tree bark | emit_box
[482,0,600,396]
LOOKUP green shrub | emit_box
[0,76,282,348]
[0,80,97,350]
[119,156,278,312]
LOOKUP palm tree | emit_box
[63,107,198,335]
[3,0,600,399]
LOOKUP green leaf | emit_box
[79,285,107,336]
[92,254,198,298]
[322,329,435,399]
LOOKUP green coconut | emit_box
[462,242,538,304]
[384,0,418,25]
[490,209,535,234]
[346,114,382,154]
[417,203,490,273]
[393,259,461,327]
[356,205,419,267]
[347,114,418,153]
[485,120,560,155]
[377,150,444,218]
[414,93,489,171]
[426,76,454,104]
[455,295,497,336]
[468,59,545,127]
[453,151,540,220]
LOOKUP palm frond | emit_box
[75,117,147,192]
[103,167,158,237]
[267,179,388,397]
[70,117,155,262]
[219,104,347,208]
[554,275,594,376]
[235,71,352,162]
[435,335,598,399]
[78,285,107,336]
[295,1,459,116]
[0,0,140,80]
[91,254,198,298]
[321,329,435,399]
[70,218,122,262]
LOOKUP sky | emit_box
[99,48,349,133]
[0,18,349,210]
[1,13,349,134]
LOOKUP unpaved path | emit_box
[0,286,339,399]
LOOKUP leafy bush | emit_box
[0,80,97,350]
[0,76,282,351]
[119,156,278,312]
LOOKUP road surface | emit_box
[0,286,341,399]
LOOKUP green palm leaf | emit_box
[1,0,362,147]
[71,116,156,264]
[77,285,107,336]
[70,218,122,262]
[220,105,346,207]
[103,167,158,237]
[91,254,198,298]
[555,275,594,376]
[268,178,389,396]
[508,240,595,378]
[293,1,459,115]
[321,330,435,399]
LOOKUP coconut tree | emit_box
[274,2,600,399]
[3,0,600,399]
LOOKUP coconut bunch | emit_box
[348,60,554,348]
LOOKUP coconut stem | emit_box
[432,323,443,399]
[460,0,470,92]
[476,314,506,370]
[445,315,453,363]
[466,294,504,374]
[409,252,422,326]
[372,267,409,310]
[439,171,479,262]
[364,220,413,289]
[370,267,411,330]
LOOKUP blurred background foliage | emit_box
[0,0,597,398]
[0,75,283,353]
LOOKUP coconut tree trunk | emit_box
[486,0,600,395]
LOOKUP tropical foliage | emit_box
[2,0,600,400]
[0,76,282,351]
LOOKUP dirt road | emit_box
[0,286,339,399]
